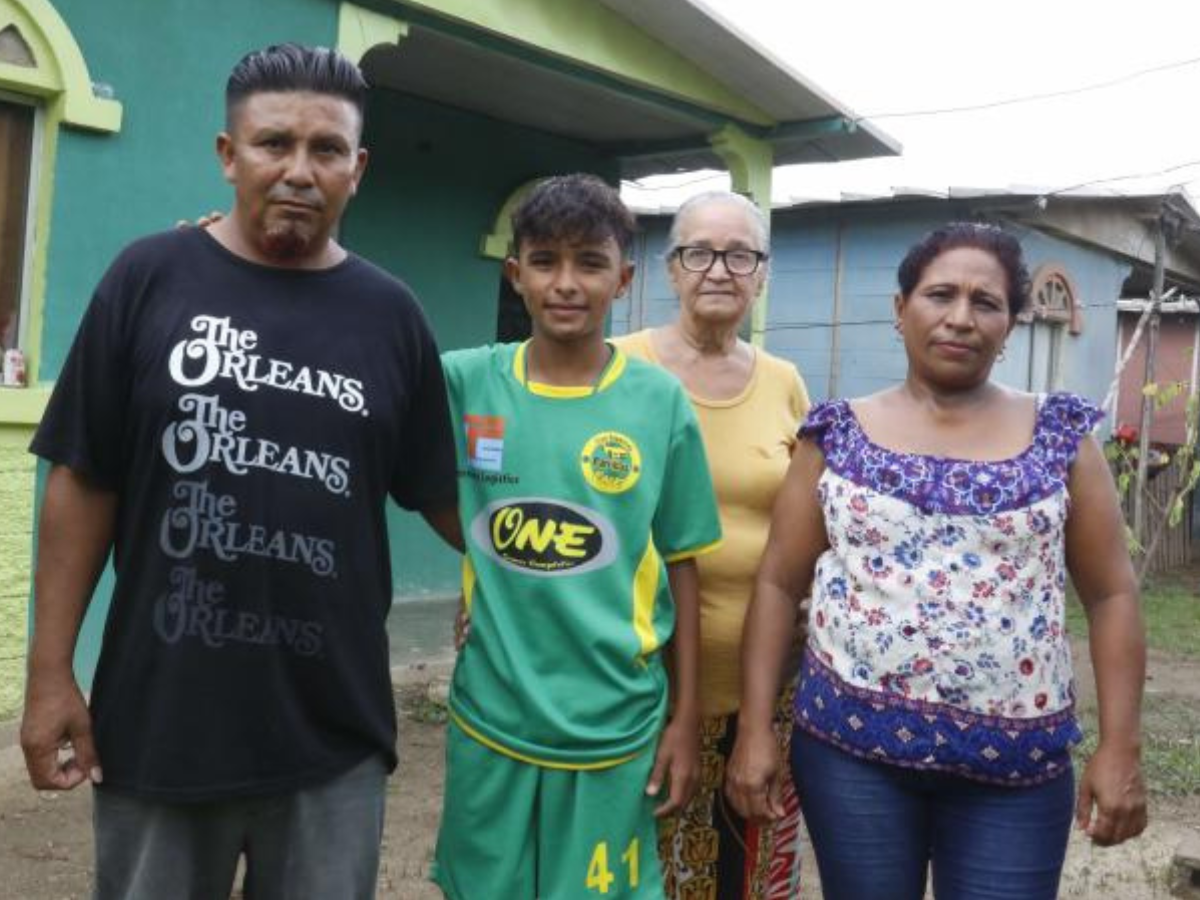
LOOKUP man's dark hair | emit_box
[511,174,637,257]
[897,221,1031,319]
[225,43,368,130]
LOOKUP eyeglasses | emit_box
[674,246,768,276]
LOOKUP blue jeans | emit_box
[791,729,1073,900]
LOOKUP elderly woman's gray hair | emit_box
[666,191,770,256]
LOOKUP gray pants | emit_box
[93,755,388,900]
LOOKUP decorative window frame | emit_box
[1019,262,1084,335]
[0,0,121,421]
[479,179,544,260]
[0,87,42,360]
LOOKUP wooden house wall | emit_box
[1116,312,1198,445]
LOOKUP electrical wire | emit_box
[1040,160,1200,199]
[852,55,1200,123]
[621,172,727,193]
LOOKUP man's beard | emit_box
[260,221,316,262]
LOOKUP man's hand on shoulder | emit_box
[174,210,226,230]
[20,668,102,791]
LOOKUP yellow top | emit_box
[612,329,810,715]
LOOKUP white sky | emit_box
[623,0,1200,207]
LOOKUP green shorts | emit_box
[432,717,665,900]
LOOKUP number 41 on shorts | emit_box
[586,838,639,894]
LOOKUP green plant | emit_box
[1104,378,1200,579]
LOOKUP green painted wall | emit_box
[342,88,618,598]
[0,425,36,717]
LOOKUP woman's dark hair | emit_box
[897,222,1031,318]
[226,43,367,130]
[511,174,636,257]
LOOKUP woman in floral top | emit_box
[725,223,1147,900]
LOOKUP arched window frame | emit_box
[1018,262,1084,335]
[0,0,120,418]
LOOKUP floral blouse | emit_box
[794,393,1102,785]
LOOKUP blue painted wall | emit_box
[622,201,1129,420]
[610,223,676,335]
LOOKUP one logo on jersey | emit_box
[580,431,641,494]
[470,498,618,577]
[465,414,505,472]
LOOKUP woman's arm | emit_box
[725,439,829,822]
[1065,434,1148,846]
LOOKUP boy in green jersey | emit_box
[432,174,722,899]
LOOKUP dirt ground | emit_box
[1,647,1197,900]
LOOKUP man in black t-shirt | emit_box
[21,44,459,899]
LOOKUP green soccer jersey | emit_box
[441,341,721,768]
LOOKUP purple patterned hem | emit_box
[793,650,1081,787]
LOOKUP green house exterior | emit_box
[0,0,895,717]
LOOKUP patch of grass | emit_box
[1073,693,1200,797]
[1068,569,1200,797]
[1069,569,1200,796]
[1067,571,1200,659]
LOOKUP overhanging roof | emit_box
[596,0,899,171]
[359,0,899,178]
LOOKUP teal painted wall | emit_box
[32,3,625,685]
[40,0,340,376]
[36,0,341,690]
[342,88,618,599]
[344,89,617,348]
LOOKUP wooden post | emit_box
[1133,217,1167,546]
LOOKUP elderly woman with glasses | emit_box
[613,191,809,900]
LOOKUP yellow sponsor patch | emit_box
[580,431,641,494]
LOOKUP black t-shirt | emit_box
[32,228,457,800]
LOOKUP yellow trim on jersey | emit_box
[513,341,627,397]
[663,538,724,564]
[514,339,527,382]
[450,711,640,771]
[461,555,476,613]
[528,381,594,398]
[595,350,627,391]
[632,538,662,658]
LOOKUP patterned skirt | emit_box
[658,693,803,899]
